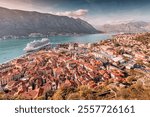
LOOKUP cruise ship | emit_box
[24,38,50,52]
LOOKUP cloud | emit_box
[54,9,88,19]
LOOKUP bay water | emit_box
[0,33,113,64]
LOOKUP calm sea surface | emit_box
[0,33,113,64]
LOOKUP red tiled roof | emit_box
[99,70,106,75]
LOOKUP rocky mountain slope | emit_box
[0,7,99,38]
[99,21,150,33]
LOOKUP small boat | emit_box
[24,38,50,52]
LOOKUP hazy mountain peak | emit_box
[0,7,99,38]
[99,21,150,33]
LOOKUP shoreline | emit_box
[0,41,102,65]
[0,34,114,65]
[0,53,28,65]
[0,32,146,66]
[0,32,143,65]
[0,33,102,41]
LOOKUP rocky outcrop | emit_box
[0,7,99,38]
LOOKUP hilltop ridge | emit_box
[0,7,99,38]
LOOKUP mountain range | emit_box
[99,21,150,33]
[0,7,99,38]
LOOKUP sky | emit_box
[0,0,150,28]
